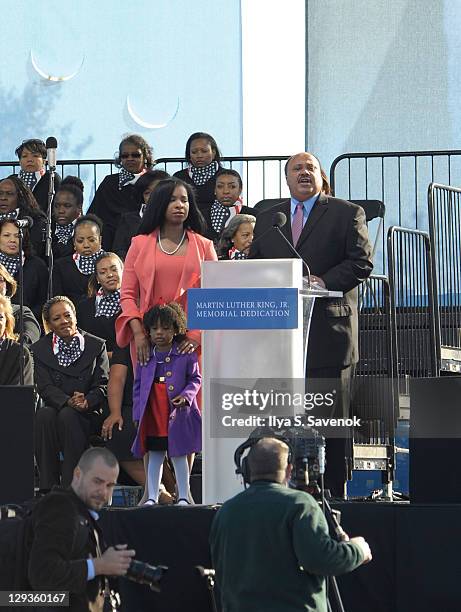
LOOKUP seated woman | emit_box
[0,263,41,345]
[76,252,123,356]
[0,175,47,260]
[88,134,154,250]
[33,296,109,490]
[15,138,61,213]
[112,169,169,260]
[217,213,256,260]
[52,214,104,306]
[0,219,48,322]
[173,132,222,212]
[52,176,84,260]
[203,169,254,245]
[0,295,33,385]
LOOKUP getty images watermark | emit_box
[209,379,364,438]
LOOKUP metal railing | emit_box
[354,274,398,443]
[330,150,461,272]
[387,226,438,379]
[428,183,461,370]
[0,155,292,209]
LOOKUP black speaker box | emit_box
[410,377,461,503]
[0,386,35,504]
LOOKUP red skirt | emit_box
[138,382,170,455]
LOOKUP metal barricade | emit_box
[0,155,291,209]
[354,274,398,445]
[387,226,438,380]
[428,183,461,371]
[330,150,461,272]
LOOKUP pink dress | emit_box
[115,229,218,367]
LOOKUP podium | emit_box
[188,258,341,504]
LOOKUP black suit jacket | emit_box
[250,194,373,368]
[28,487,104,611]
[88,174,139,251]
[76,297,117,353]
[173,168,218,212]
[12,303,41,345]
[33,171,62,214]
[112,210,141,260]
[31,330,109,411]
[52,255,91,307]
[0,339,34,385]
[11,255,49,323]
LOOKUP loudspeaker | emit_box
[0,386,35,504]
[410,377,461,503]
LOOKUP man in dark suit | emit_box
[28,447,135,611]
[250,152,373,496]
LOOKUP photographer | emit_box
[209,437,372,612]
[28,447,135,611]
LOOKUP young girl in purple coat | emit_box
[132,302,201,505]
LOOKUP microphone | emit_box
[15,216,34,229]
[46,137,58,170]
[196,566,216,578]
[272,211,287,228]
[271,212,312,286]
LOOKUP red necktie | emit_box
[291,202,304,245]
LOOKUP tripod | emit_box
[294,477,347,612]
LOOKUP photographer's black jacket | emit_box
[28,487,104,611]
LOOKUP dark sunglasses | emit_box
[121,152,142,159]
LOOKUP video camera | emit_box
[234,418,326,491]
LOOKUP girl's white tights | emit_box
[145,451,191,504]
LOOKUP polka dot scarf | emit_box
[188,161,219,186]
[55,223,74,244]
[18,169,44,190]
[0,251,20,276]
[95,288,121,318]
[52,331,85,367]
[228,247,248,260]
[0,209,19,222]
[73,249,103,276]
[210,199,243,234]
[118,168,146,190]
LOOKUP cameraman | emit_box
[209,437,371,612]
[28,447,135,611]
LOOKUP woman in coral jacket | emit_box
[115,178,217,367]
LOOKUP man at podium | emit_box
[250,152,373,497]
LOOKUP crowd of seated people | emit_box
[0,132,258,501]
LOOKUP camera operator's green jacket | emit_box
[210,481,364,612]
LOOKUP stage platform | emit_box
[100,500,461,612]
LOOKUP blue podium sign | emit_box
[187,287,298,329]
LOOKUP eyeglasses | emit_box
[120,152,142,159]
